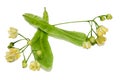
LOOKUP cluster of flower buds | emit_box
[6,27,41,71]
[82,14,112,49]
[99,14,112,21]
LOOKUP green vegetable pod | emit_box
[23,13,87,46]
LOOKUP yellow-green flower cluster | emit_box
[82,26,108,49]
[5,48,20,62]
[100,14,112,21]
[82,14,112,49]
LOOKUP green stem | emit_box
[14,39,25,43]
[53,20,91,26]
[26,52,32,62]
[93,15,106,20]
[20,44,29,53]
[92,29,98,36]
[53,15,104,26]
[93,20,99,28]
[18,33,29,41]
[89,21,93,36]
[86,31,91,40]
[20,44,27,50]
[23,52,26,60]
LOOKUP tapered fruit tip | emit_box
[23,13,28,16]
[22,13,27,17]
[44,7,46,10]
[23,13,31,17]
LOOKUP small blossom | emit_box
[96,25,108,36]
[106,14,112,20]
[22,60,27,68]
[82,41,91,49]
[96,36,106,46]
[29,61,40,71]
[8,27,18,39]
[5,48,20,62]
[37,50,42,56]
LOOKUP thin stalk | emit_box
[26,52,32,62]
[20,44,29,53]
[23,52,26,60]
[14,39,25,43]
[89,21,93,36]
[93,16,99,20]
[92,29,98,36]
[53,20,91,26]
[18,33,28,41]
[93,20,99,28]
[20,44,27,50]
[86,31,91,40]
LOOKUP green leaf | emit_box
[23,13,87,46]
[30,8,53,70]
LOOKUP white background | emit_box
[0,0,120,80]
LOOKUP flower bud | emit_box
[22,60,27,68]
[100,16,106,21]
[8,42,14,49]
[82,41,91,49]
[106,14,112,20]
[89,36,96,45]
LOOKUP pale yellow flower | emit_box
[96,25,108,36]
[82,41,91,49]
[8,27,18,39]
[96,36,106,46]
[37,50,42,56]
[5,48,20,62]
[29,61,40,71]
